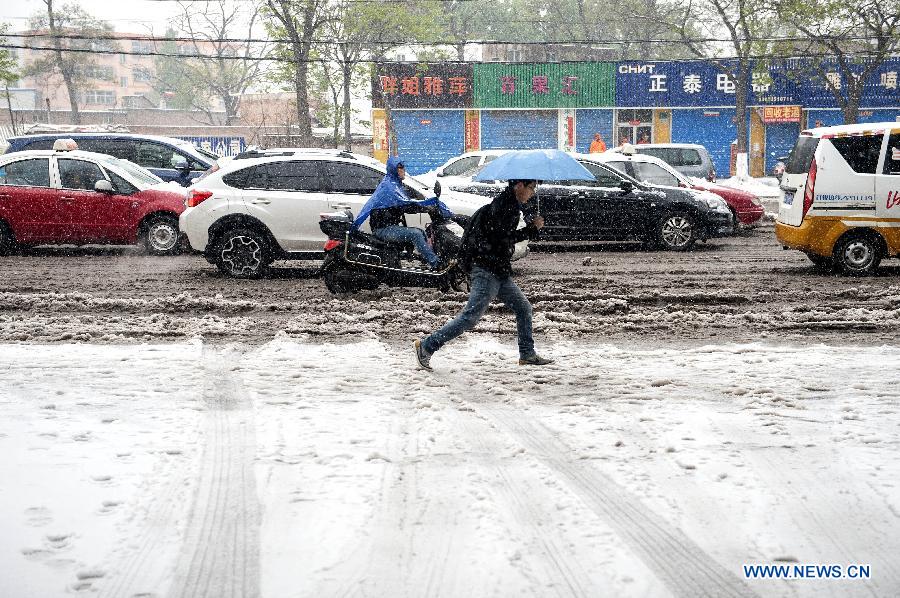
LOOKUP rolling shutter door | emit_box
[764,122,800,175]
[392,110,465,175]
[672,108,736,179]
[481,110,558,150]
[575,109,614,153]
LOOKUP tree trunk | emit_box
[842,95,860,125]
[45,0,81,125]
[5,84,16,135]
[296,57,312,141]
[343,61,352,152]
[734,63,750,154]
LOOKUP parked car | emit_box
[776,122,900,275]
[601,145,763,230]
[454,155,733,250]
[3,133,217,186]
[179,148,529,278]
[630,143,717,182]
[0,140,186,255]
[415,149,511,191]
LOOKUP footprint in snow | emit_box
[24,506,53,527]
[45,533,73,550]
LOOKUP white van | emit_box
[775,122,900,275]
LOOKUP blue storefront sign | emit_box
[796,58,900,108]
[617,60,758,107]
[177,136,246,157]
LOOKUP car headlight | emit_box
[702,196,729,211]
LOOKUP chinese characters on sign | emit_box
[881,71,897,90]
[381,75,469,98]
[498,75,580,96]
[761,105,802,123]
[374,64,473,109]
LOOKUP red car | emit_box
[689,179,764,227]
[0,146,185,255]
[602,147,765,229]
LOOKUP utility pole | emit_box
[45,97,52,123]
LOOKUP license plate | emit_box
[783,191,794,206]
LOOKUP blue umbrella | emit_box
[473,149,595,182]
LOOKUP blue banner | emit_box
[793,58,900,108]
[176,136,246,157]
[616,60,750,107]
[615,58,899,108]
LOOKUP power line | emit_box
[1,41,893,64]
[4,31,896,47]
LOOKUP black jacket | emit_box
[459,186,539,279]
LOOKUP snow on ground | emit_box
[2,338,899,597]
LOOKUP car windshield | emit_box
[191,145,220,161]
[97,155,163,188]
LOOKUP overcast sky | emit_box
[6,0,190,33]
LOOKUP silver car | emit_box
[632,143,717,182]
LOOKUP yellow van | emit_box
[775,122,900,275]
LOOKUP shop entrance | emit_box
[616,109,653,145]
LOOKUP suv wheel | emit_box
[0,222,18,256]
[834,234,881,276]
[213,227,270,278]
[657,212,696,251]
[142,215,180,255]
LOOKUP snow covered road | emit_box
[2,339,898,597]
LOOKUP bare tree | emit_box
[644,0,778,154]
[27,1,114,125]
[154,0,269,125]
[773,0,900,124]
[265,0,332,142]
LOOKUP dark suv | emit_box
[4,134,217,186]
[456,158,733,251]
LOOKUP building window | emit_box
[133,68,152,83]
[506,49,522,62]
[84,90,116,105]
[132,41,152,53]
[120,76,128,88]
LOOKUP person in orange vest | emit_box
[589,133,607,153]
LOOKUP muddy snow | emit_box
[2,227,900,596]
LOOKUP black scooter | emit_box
[319,205,471,294]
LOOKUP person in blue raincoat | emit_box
[354,156,452,270]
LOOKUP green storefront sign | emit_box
[473,62,615,108]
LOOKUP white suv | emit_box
[180,149,526,278]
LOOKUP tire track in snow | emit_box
[443,403,600,597]
[167,346,260,598]
[96,456,192,598]
[321,400,463,598]
[440,365,757,598]
[482,405,758,598]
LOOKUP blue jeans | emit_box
[422,265,536,358]
[374,225,440,268]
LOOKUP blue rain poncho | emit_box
[352,156,452,230]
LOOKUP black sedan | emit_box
[454,159,733,251]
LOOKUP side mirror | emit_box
[434,180,442,197]
[436,168,445,177]
[619,180,634,193]
[172,156,191,172]
[94,179,115,194]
